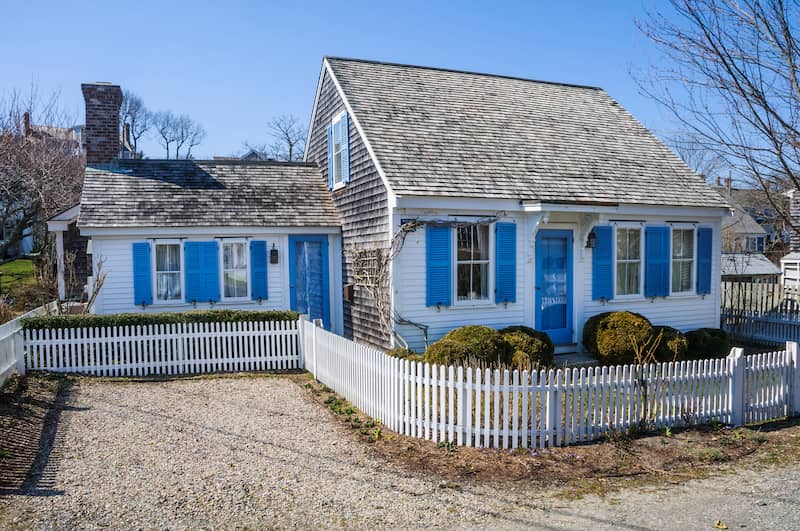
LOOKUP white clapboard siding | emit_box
[303,320,800,449]
[23,320,300,377]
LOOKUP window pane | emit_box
[156,244,180,272]
[628,229,640,258]
[672,261,692,292]
[224,243,246,269]
[224,270,248,298]
[457,264,471,300]
[616,261,640,296]
[156,272,181,301]
[457,226,472,260]
[672,229,694,259]
[333,152,342,183]
[472,262,488,299]
[474,225,489,260]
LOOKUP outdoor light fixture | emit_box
[270,243,279,264]
[586,229,596,249]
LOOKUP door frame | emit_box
[288,235,330,328]
[534,228,574,345]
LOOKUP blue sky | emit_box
[1,1,676,159]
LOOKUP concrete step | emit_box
[553,352,599,368]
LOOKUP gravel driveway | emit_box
[1,375,798,529]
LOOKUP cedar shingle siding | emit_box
[307,69,390,348]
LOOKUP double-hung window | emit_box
[455,224,490,302]
[671,228,694,293]
[222,241,248,299]
[615,227,641,296]
[155,243,182,302]
[330,114,346,188]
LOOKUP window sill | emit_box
[604,293,705,304]
[332,182,346,192]
[450,301,498,309]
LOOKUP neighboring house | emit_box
[721,253,780,282]
[717,186,768,253]
[304,57,729,352]
[58,58,730,354]
[60,83,344,333]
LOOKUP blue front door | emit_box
[535,229,573,345]
[289,235,330,328]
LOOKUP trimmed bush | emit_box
[685,328,730,360]
[651,325,688,362]
[423,339,472,366]
[582,311,654,365]
[500,326,555,369]
[387,347,421,360]
[441,325,513,365]
[21,309,300,330]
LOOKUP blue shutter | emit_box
[591,226,613,300]
[426,224,452,307]
[495,222,516,303]
[132,242,152,306]
[697,227,713,295]
[645,226,670,298]
[184,241,220,303]
[250,240,268,300]
[326,124,334,190]
[341,113,350,183]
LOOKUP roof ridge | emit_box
[102,159,318,167]
[324,56,604,91]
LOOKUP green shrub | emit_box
[386,347,421,360]
[500,326,554,370]
[21,309,300,330]
[582,311,654,365]
[441,325,513,365]
[685,328,730,360]
[423,339,472,366]
[651,326,688,362]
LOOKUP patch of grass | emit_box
[0,258,34,293]
[694,448,726,462]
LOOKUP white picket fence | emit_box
[303,320,800,449]
[0,302,58,389]
[722,310,800,346]
[6,313,800,450]
[23,320,301,377]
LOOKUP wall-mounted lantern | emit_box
[585,229,596,249]
[270,243,279,264]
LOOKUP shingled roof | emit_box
[78,160,340,228]
[325,57,727,208]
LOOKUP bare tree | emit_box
[245,114,306,161]
[153,111,205,159]
[173,114,206,160]
[119,89,151,158]
[669,133,729,182]
[153,111,178,158]
[637,0,800,230]
[0,86,83,259]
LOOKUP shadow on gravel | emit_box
[0,375,86,497]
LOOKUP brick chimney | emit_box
[81,82,122,165]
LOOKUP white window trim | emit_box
[669,225,697,296]
[330,111,346,190]
[219,238,251,302]
[613,223,644,299]
[451,224,495,307]
[151,239,184,305]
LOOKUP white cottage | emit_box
[68,83,344,334]
[303,57,730,353]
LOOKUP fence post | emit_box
[788,341,800,416]
[14,330,25,376]
[728,347,746,426]
[545,369,557,447]
[312,318,321,379]
[297,315,306,370]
